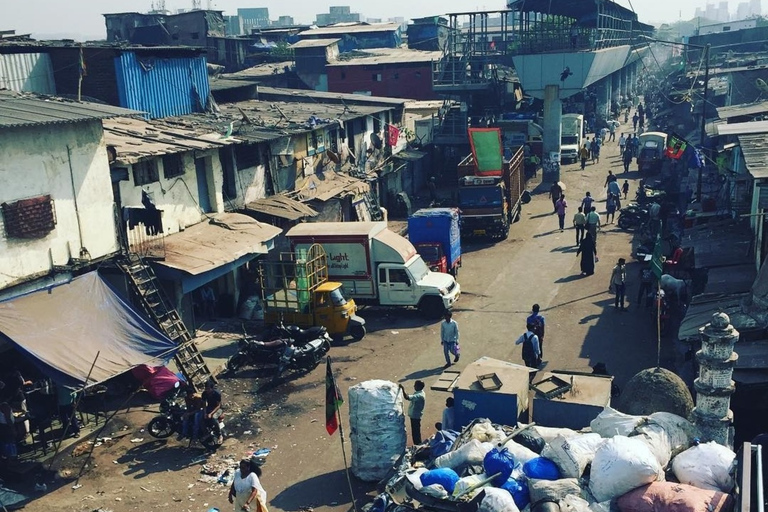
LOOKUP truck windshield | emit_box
[561,135,579,145]
[408,257,430,282]
[417,246,441,262]
[458,188,503,208]
[330,287,348,306]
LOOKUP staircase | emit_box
[119,254,214,391]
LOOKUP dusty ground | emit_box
[17,118,680,512]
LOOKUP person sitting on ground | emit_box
[441,397,456,432]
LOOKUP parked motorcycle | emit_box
[147,383,224,451]
[617,203,650,231]
[226,334,331,378]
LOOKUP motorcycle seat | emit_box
[286,325,325,339]
[253,339,287,349]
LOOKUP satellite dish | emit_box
[327,150,340,164]
[370,132,382,149]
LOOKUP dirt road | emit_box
[27,125,675,512]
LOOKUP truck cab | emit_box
[560,114,584,164]
[377,256,459,315]
[413,242,448,274]
[458,175,509,239]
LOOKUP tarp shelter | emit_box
[0,272,178,388]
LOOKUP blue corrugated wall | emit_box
[115,51,209,119]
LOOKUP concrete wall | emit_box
[327,62,437,100]
[0,121,118,290]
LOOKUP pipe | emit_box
[66,146,89,260]
[756,444,764,512]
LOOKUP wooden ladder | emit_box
[362,190,384,221]
[119,254,214,391]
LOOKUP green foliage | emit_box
[271,41,294,59]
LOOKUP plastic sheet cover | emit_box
[0,272,177,387]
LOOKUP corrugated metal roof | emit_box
[717,120,768,136]
[218,61,294,80]
[246,195,318,220]
[0,52,55,94]
[0,90,142,129]
[716,100,768,120]
[115,51,210,119]
[290,38,340,49]
[103,117,236,164]
[301,23,400,36]
[739,133,768,179]
[257,86,407,106]
[328,48,442,67]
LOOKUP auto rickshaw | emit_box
[637,132,667,174]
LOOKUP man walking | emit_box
[515,324,541,370]
[549,182,562,213]
[573,206,586,246]
[632,111,639,131]
[604,170,617,188]
[586,206,601,243]
[618,133,626,154]
[526,304,546,358]
[581,191,594,213]
[609,258,627,311]
[622,144,634,174]
[440,310,460,368]
[400,381,426,445]
[555,193,567,231]
[579,143,589,170]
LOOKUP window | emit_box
[389,269,411,285]
[372,73,382,82]
[133,159,159,185]
[1,194,56,239]
[162,153,184,179]
[306,130,326,156]
[235,144,261,169]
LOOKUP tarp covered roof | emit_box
[0,272,177,387]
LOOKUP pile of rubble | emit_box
[373,407,736,512]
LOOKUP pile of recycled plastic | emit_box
[369,407,737,512]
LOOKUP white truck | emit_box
[285,222,461,318]
[560,113,584,164]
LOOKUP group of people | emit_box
[180,379,222,442]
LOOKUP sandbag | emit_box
[504,438,539,464]
[524,457,561,481]
[420,468,460,494]
[471,420,504,443]
[671,442,736,493]
[532,425,579,444]
[434,439,495,469]
[589,436,663,502]
[478,487,520,512]
[542,433,605,479]
[421,484,449,498]
[617,481,735,512]
[453,473,488,497]
[632,427,672,469]
[529,478,582,504]
[484,447,517,485]
[501,477,531,510]
[514,426,547,453]
[590,406,643,437]
[349,380,406,481]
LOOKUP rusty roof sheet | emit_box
[290,170,369,202]
[328,48,442,67]
[300,23,400,36]
[717,100,768,120]
[103,117,236,164]
[290,38,340,49]
[0,90,142,129]
[152,213,281,276]
[246,195,318,220]
[739,133,768,179]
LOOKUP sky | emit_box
[0,0,761,40]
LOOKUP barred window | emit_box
[134,159,159,185]
[162,154,184,179]
[1,194,56,239]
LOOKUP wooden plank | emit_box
[431,369,461,392]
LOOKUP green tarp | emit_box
[468,128,503,174]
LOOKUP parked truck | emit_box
[560,113,584,164]
[260,244,367,341]
[457,127,529,240]
[407,208,461,277]
[285,222,461,318]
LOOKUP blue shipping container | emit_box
[114,51,210,119]
[408,208,461,269]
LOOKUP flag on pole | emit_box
[325,357,343,435]
[78,46,87,77]
[664,133,687,160]
[651,234,664,280]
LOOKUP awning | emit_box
[246,195,319,221]
[0,272,177,387]
[292,171,369,202]
[152,212,281,277]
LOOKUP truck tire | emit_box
[350,324,366,341]
[419,296,446,319]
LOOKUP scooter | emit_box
[617,203,650,230]
[147,383,225,451]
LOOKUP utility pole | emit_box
[696,43,711,202]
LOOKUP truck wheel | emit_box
[419,297,446,319]
[350,324,366,341]
[450,266,459,279]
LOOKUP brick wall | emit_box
[1,195,56,239]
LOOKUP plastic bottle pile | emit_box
[378,407,738,512]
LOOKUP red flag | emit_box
[325,357,342,435]
[387,125,400,146]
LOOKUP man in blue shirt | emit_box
[400,380,426,444]
[440,311,460,368]
[515,324,541,369]
[526,304,546,358]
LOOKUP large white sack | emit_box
[434,439,494,469]
[478,487,520,512]
[502,438,539,464]
[531,425,579,444]
[590,406,644,437]
[632,428,672,469]
[589,436,663,502]
[453,473,488,498]
[671,442,736,492]
[542,433,605,479]
[560,494,592,512]
[471,420,505,444]
[631,412,698,468]
[528,478,583,504]
[349,380,406,481]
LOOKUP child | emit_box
[622,180,630,200]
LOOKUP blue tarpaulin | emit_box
[0,272,177,387]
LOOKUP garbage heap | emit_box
[373,407,737,512]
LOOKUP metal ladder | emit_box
[362,190,383,221]
[119,254,214,391]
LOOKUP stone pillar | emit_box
[595,78,611,122]
[693,312,738,447]
[542,84,562,183]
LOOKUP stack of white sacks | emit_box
[398,407,737,512]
